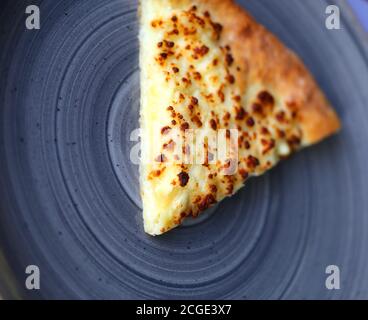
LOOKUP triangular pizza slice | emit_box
[139,0,340,235]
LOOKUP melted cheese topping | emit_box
[139,1,302,235]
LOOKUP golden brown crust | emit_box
[169,0,341,144]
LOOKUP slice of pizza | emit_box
[139,0,341,235]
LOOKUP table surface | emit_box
[349,0,368,31]
[0,0,367,301]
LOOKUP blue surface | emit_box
[1,0,368,300]
[350,0,368,30]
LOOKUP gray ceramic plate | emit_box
[1,0,368,299]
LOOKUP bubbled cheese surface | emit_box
[140,1,302,235]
